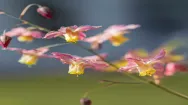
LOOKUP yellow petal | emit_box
[17,36,33,42]
[68,62,85,75]
[18,55,38,66]
[109,34,129,46]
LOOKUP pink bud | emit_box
[80,98,92,105]
[37,6,52,19]
[0,35,12,48]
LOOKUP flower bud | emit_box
[80,98,92,105]
[0,35,12,48]
[37,6,52,19]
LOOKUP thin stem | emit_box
[19,3,41,19]
[100,80,142,84]
[1,10,188,100]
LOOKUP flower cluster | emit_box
[1,4,187,85]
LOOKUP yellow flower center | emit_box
[64,28,79,43]
[137,64,156,76]
[18,54,38,66]
[109,33,129,46]
[68,61,85,76]
[17,36,33,42]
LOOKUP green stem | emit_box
[1,10,188,100]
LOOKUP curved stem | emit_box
[1,10,188,100]
[20,3,41,19]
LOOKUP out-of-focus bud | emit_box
[37,6,52,19]
[80,98,92,105]
[0,35,12,48]
[91,42,102,50]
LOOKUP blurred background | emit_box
[0,0,188,105]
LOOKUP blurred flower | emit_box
[5,47,52,67]
[44,25,101,43]
[37,6,52,19]
[80,98,92,105]
[6,27,42,42]
[164,62,187,76]
[0,31,12,48]
[52,52,109,76]
[84,24,140,49]
[119,49,165,76]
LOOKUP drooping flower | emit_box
[20,4,52,19]
[6,27,42,42]
[5,47,52,67]
[44,25,101,43]
[119,49,166,76]
[52,52,109,75]
[84,24,140,49]
[37,6,52,19]
[0,31,12,48]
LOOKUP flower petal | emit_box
[118,61,137,72]
[147,49,166,63]
[75,25,101,32]
[83,53,108,61]
[44,31,65,39]
[31,31,43,38]
[78,32,86,40]
[51,52,78,64]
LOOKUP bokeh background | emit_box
[0,0,188,105]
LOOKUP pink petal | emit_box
[5,27,27,37]
[147,49,166,63]
[51,52,77,64]
[75,25,101,32]
[58,26,67,32]
[83,34,103,43]
[78,32,86,40]
[83,53,108,61]
[31,31,43,38]
[164,63,177,76]
[44,31,64,39]
[35,47,49,55]
[118,61,137,72]
[153,62,165,77]
[164,63,187,76]
[84,60,109,70]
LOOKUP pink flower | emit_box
[5,47,52,67]
[84,24,140,49]
[52,52,109,75]
[37,6,52,19]
[44,25,101,43]
[119,49,165,76]
[0,31,12,48]
[6,27,42,42]
[164,62,187,76]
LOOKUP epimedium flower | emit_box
[5,47,52,67]
[0,31,12,48]
[44,25,101,43]
[119,49,166,76]
[52,52,109,76]
[5,27,42,42]
[84,24,140,49]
